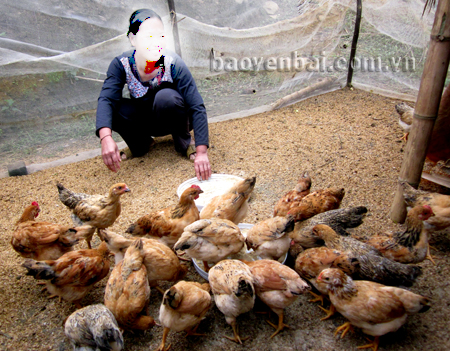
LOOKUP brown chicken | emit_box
[209,259,255,344]
[395,102,413,142]
[200,176,256,224]
[126,185,203,248]
[273,172,312,217]
[287,187,345,222]
[12,202,95,261]
[64,303,124,351]
[57,182,131,249]
[316,268,430,351]
[289,206,367,257]
[244,259,310,338]
[401,180,450,231]
[99,229,187,294]
[366,205,435,264]
[245,215,295,261]
[104,238,155,331]
[156,281,211,351]
[173,218,244,272]
[294,247,360,319]
[22,241,111,308]
[313,224,422,287]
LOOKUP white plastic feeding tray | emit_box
[177,174,244,212]
[191,223,288,281]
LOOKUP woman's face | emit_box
[130,17,165,62]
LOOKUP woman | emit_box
[96,9,211,180]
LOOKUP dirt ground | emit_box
[1,88,449,351]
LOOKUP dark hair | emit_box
[127,9,162,36]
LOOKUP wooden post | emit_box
[347,0,362,88]
[390,0,450,223]
[168,0,182,58]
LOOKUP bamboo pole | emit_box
[346,0,362,88]
[168,0,182,57]
[390,0,450,223]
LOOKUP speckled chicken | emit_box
[209,259,255,344]
[22,241,111,308]
[366,205,435,264]
[126,185,203,248]
[395,102,414,142]
[273,172,312,217]
[99,229,187,294]
[289,206,368,257]
[12,202,94,261]
[401,180,450,231]
[156,281,211,351]
[245,215,295,261]
[64,303,124,351]
[200,176,256,224]
[244,259,310,338]
[173,218,244,272]
[57,182,131,249]
[287,187,345,222]
[316,268,430,351]
[104,238,155,331]
[313,224,422,287]
[294,247,360,319]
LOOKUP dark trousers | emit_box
[112,88,192,157]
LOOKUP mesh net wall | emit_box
[0,0,436,172]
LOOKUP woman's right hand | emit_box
[100,133,121,172]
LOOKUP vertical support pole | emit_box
[390,0,450,223]
[347,0,362,88]
[168,0,182,58]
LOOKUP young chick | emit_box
[273,172,312,217]
[57,182,131,248]
[200,176,256,224]
[294,247,360,320]
[173,218,244,272]
[366,205,435,264]
[395,102,414,142]
[64,303,124,351]
[104,238,155,331]
[287,187,345,222]
[313,224,422,287]
[316,268,430,351]
[156,281,211,351]
[244,259,310,338]
[22,242,111,308]
[289,206,368,255]
[245,215,295,261]
[99,229,187,294]
[126,185,203,248]
[209,259,255,344]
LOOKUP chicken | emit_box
[200,176,256,224]
[99,229,187,294]
[15,201,40,224]
[313,224,422,287]
[64,303,124,351]
[245,215,295,261]
[57,182,131,249]
[126,185,203,248]
[173,218,245,272]
[273,172,312,217]
[11,203,96,261]
[401,180,450,231]
[104,238,155,331]
[289,206,368,256]
[287,187,345,222]
[316,268,430,351]
[395,102,413,142]
[208,259,255,344]
[244,259,310,338]
[156,281,211,351]
[366,205,435,264]
[22,241,111,308]
[294,247,360,319]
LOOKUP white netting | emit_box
[0,0,436,172]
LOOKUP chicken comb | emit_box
[31,201,39,207]
[190,185,202,191]
[317,270,325,281]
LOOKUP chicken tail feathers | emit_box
[94,328,124,351]
[57,183,82,209]
[400,181,425,207]
[236,278,254,297]
[22,259,56,280]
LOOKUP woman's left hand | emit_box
[194,145,211,180]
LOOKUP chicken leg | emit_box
[318,303,336,320]
[155,326,172,351]
[224,320,249,344]
[266,310,290,338]
[334,321,354,339]
[357,336,380,351]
